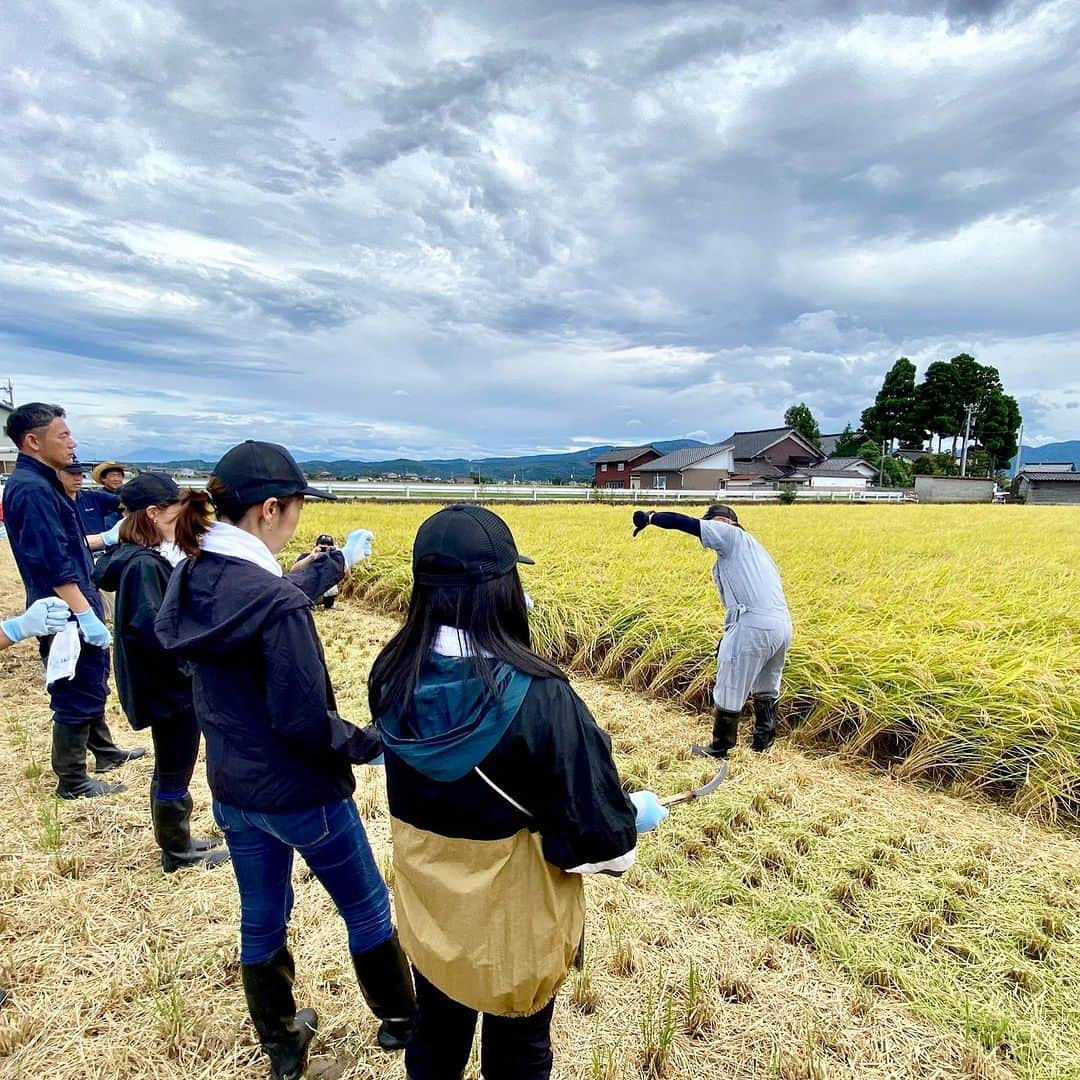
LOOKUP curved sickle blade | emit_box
[660,759,730,808]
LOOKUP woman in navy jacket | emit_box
[92,472,230,874]
[155,441,415,1080]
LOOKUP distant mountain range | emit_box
[1014,440,1080,470]
[120,439,707,482]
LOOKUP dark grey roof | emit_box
[590,445,657,465]
[1019,470,1080,482]
[818,433,843,456]
[1019,462,1074,473]
[720,426,824,461]
[634,442,733,472]
[815,457,872,471]
[729,460,786,478]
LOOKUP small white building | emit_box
[806,457,877,489]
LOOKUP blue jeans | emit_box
[213,797,392,965]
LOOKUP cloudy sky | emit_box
[3,0,1078,460]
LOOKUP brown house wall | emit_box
[761,436,818,468]
[633,468,730,491]
[594,449,661,488]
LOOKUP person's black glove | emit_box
[632,510,652,537]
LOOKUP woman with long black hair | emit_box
[155,441,415,1080]
[369,504,666,1080]
[93,472,229,873]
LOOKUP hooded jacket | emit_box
[375,628,637,1018]
[155,546,379,812]
[93,542,190,729]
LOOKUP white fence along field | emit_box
[165,479,911,504]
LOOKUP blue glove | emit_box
[629,790,669,833]
[342,528,374,569]
[101,522,122,547]
[2,598,72,643]
[74,607,112,648]
[367,753,385,766]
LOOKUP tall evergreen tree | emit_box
[784,403,822,448]
[915,360,965,454]
[861,358,922,449]
[974,389,1022,470]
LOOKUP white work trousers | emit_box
[713,613,793,713]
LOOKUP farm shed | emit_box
[807,469,872,489]
[914,476,995,503]
[1016,466,1080,505]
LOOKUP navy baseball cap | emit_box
[704,503,739,524]
[211,440,337,505]
[120,472,180,511]
[62,456,89,475]
[413,505,534,586]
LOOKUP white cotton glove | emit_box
[342,529,374,569]
[524,592,535,612]
[101,522,122,547]
[2,598,72,643]
[629,791,669,833]
[74,607,112,648]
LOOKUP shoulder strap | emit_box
[473,766,534,819]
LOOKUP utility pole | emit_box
[1013,422,1024,480]
[879,439,886,487]
[959,403,974,478]
[1,379,12,409]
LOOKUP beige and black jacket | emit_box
[377,630,637,1018]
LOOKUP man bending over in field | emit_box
[632,504,793,758]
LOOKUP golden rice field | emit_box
[2,552,1079,1080]
[293,503,1080,819]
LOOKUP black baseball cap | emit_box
[61,456,89,475]
[211,440,337,505]
[413,504,534,586]
[120,472,180,511]
[704,503,739,524]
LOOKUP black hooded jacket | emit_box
[93,543,190,729]
[155,549,380,812]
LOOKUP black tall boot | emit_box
[351,930,416,1051]
[692,708,741,759]
[87,715,147,773]
[751,696,780,753]
[241,947,318,1080]
[52,723,126,799]
[151,793,231,873]
[150,780,224,854]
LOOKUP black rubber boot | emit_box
[692,708,741,759]
[151,794,231,873]
[241,947,318,1080]
[150,780,224,854]
[751,696,779,753]
[52,723,126,799]
[351,930,417,1051]
[87,715,147,773]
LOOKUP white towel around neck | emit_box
[200,521,283,578]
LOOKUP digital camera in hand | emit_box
[315,534,336,551]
